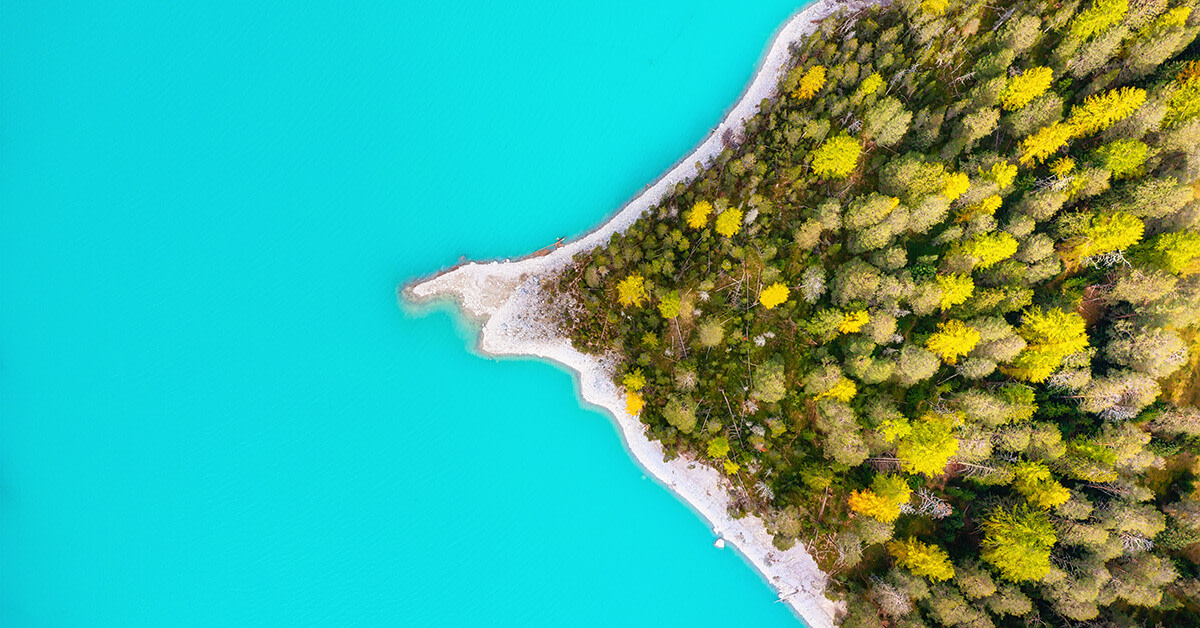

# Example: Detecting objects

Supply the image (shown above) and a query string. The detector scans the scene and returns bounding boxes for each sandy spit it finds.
[403,2,877,625]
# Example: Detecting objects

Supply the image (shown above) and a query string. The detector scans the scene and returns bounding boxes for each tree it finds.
[616,273,648,307]
[715,208,743,237]
[663,396,697,433]
[1012,461,1071,509]
[1164,62,1200,127]
[759,282,789,309]
[793,65,826,100]
[1066,86,1147,136]
[1070,0,1129,40]
[685,200,712,229]
[1093,139,1148,178]
[942,172,970,201]
[1019,121,1073,165]
[751,357,786,403]
[1001,66,1053,110]
[1140,231,1200,274]
[925,319,981,364]
[849,474,913,522]
[894,344,941,386]
[858,72,884,96]
[1004,307,1089,382]
[625,391,644,416]
[811,134,861,179]
[816,377,857,402]
[887,537,955,581]
[959,231,1019,268]
[839,310,870,333]
[863,96,912,147]
[881,412,960,476]
[707,435,730,458]
[657,290,681,319]
[981,504,1056,582]
[1069,211,1144,260]
[697,318,724,347]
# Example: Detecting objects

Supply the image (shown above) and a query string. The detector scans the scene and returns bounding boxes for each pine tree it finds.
[1004,307,1089,382]
[1164,62,1200,127]
[811,134,862,179]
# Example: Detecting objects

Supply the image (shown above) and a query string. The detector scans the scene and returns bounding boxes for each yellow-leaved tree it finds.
[1003,307,1089,382]
[1070,0,1129,40]
[888,537,956,581]
[616,273,648,307]
[811,134,861,179]
[759,282,790,309]
[881,412,961,476]
[625,391,644,416]
[926,319,982,364]
[1069,212,1144,261]
[839,310,870,333]
[686,200,713,229]
[848,474,912,522]
[1012,461,1071,509]
[793,65,827,100]
[816,377,857,402]
[960,231,1019,268]
[942,172,970,201]
[859,72,884,96]
[1066,86,1147,136]
[936,274,974,310]
[1019,122,1074,165]
[1001,67,1053,110]
[715,208,744,237]
[1165,61,1200,127]
[981,505,1056,582]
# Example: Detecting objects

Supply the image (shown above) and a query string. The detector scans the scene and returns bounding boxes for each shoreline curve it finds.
[402,2,876,625]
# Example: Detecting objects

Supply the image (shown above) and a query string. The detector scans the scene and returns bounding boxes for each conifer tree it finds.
[981,504,1056,582]
[887,537,955,581]
[811,134,862,179]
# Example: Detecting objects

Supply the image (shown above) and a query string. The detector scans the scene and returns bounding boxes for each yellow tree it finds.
[1093,139,1148,178]
[881,412,961,476]
[816,377,857,402]
[942,172,970,201]
[936,274,974,310]
[1143,231,1200,274]
[960,231,1019,268]
[888,537,955,581]
[1019,122,1073,165]
[715,208,744,237]
[849,474,912,522]
[859,72,884,96]
[616,273,648,307]
[657,290,682,319]
[1069,212,1144,260]
[981,505,1056,582]
[686,200,713,229]
[625,391,644,415]
[1003,307,1089,382]
[793,65,827,100]
[759,282,790,309]
[811,134,862,179]
[1001,67,1054,110]
[926,320,981,364]
[1012,462,1071,509]
[1165,61,1200,127]
[1066,86,1147,136]
[839,310,870,333]
[1070,0,1129,40]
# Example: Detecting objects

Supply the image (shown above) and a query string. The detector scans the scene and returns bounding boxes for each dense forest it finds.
[548,0,1200,625]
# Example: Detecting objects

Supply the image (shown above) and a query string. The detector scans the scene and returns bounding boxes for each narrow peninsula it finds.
[406,0,1200,625]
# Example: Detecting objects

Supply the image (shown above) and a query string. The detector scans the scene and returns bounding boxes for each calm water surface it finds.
[2,1,811,625]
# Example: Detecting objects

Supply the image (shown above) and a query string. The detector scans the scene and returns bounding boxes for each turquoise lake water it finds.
[1,1,813,625]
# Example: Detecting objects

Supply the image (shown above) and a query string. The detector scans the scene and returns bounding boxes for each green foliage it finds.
[1092,139,1148,179]
[888,537,955,581]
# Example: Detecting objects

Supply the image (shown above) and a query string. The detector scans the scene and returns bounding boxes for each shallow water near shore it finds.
[2,1,812,625]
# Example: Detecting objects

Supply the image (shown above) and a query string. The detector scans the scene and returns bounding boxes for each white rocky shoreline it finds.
[401,2,875,625]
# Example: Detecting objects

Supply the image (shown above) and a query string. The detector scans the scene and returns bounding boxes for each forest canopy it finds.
[550,0,1200,624]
